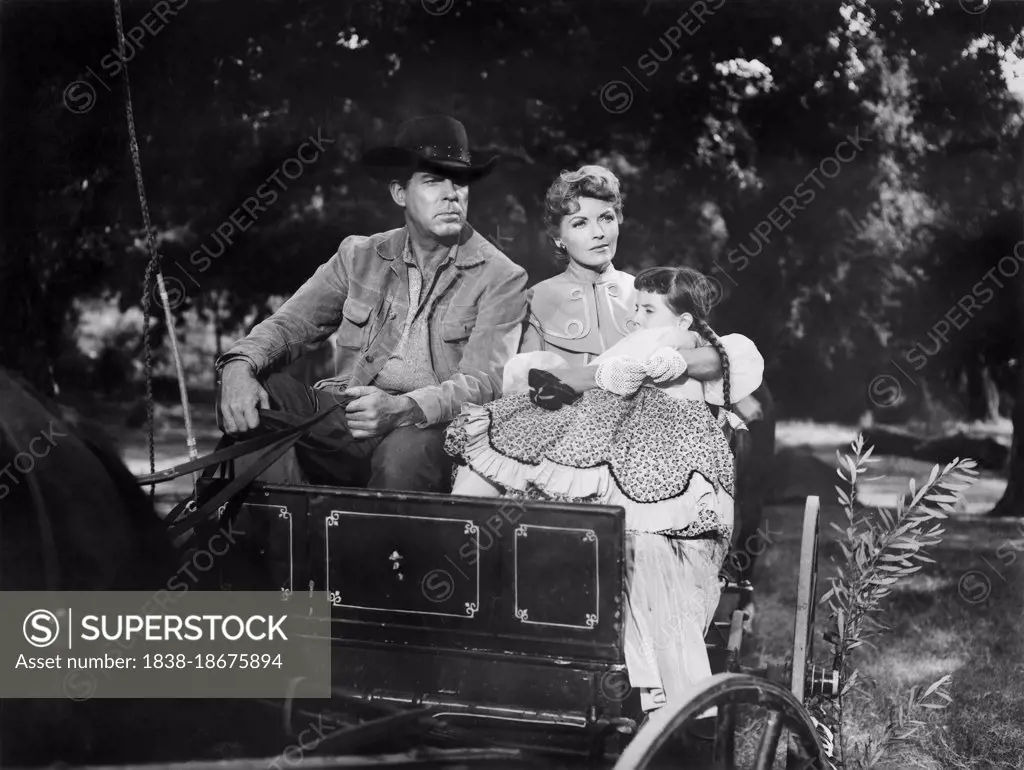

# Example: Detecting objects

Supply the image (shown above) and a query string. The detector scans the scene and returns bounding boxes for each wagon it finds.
[22,0,849,759]
[128,410,840,770]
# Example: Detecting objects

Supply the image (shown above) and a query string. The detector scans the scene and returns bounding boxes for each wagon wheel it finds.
[611,673,824,770]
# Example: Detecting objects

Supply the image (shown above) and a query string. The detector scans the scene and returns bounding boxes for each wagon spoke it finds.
[712,701,736,767]
[753,711,784,770]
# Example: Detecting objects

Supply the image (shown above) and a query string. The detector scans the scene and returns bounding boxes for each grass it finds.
[745,440,1024,770]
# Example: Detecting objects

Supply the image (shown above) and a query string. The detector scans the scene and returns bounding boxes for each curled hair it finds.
[543,164,624,259]
[635,266,733,409]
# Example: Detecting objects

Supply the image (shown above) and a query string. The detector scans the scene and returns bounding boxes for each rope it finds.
[111,0,200,498]
[111,0,156,498]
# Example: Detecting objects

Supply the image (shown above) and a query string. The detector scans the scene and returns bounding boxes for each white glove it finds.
[644,346,688,383]
[595,356,648,396]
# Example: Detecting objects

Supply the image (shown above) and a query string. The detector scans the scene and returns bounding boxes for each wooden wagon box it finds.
[196,480,638,743]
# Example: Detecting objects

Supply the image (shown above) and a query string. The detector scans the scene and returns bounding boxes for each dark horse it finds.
[0,367,178,591]
[0,366,180,765]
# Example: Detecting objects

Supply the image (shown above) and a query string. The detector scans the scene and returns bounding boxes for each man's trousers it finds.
[224,372,453,493]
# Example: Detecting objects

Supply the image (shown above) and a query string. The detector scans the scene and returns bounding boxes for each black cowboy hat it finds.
[360,115,498,184]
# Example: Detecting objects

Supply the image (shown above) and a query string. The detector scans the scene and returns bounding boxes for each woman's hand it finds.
[645,346,689,383]
[595,357,649,397]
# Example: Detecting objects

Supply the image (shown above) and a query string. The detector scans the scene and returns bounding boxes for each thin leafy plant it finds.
[807,433,978,770]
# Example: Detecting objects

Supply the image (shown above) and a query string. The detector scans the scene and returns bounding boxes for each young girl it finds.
[443,266,764,716]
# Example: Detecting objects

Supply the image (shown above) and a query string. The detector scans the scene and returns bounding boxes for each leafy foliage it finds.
[3,0,1023,426]
[811,434,978,769]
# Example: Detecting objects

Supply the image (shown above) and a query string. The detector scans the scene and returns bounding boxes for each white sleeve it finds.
[501,351,569,395]
[702,333,764,406]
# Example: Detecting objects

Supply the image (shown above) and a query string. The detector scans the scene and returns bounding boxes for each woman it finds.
[518,165,638,364]
[507,164,761,409]
[507,162,770,636]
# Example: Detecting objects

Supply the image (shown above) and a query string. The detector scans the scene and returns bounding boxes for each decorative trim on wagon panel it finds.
[514,524,600,630]
[324,509,481,619]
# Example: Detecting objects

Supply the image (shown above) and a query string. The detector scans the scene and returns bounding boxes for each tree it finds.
[4,0,1024,456]
[988,133,1024,518]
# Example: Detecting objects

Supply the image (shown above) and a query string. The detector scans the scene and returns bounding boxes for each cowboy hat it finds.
[360,115,498,184]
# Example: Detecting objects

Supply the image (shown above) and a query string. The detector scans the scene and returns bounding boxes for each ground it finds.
[747,421,1022,770]
[101,399,1023,769]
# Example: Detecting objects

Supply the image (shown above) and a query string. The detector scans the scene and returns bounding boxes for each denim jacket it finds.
[217,225,529,427]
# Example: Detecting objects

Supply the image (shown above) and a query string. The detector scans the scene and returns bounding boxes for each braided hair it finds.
[634,266,735,434]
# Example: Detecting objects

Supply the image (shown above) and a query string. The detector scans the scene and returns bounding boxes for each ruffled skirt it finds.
[444,387,736,538]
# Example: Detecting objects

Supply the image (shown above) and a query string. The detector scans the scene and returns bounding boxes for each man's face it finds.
[392,170,470,240]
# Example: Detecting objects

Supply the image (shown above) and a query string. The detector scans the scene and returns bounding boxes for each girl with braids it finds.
[444,266,763,716]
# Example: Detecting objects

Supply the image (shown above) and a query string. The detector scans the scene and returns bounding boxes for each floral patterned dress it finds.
[444,326,764,711]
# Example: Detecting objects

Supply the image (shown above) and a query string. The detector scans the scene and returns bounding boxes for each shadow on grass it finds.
[936,538,1024,770]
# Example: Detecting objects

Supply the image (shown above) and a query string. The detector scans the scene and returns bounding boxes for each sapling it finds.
[808,433,976,769]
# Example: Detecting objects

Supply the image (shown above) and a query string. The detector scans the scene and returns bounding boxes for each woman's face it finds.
[633,291,693,331]
[558,196,619,269]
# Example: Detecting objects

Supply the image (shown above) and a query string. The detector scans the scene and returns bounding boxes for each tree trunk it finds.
[983,365,1002,422]
[988,128,1024,517]
[962,362,1002,422]
[963,356,1002,422]
[989,388,1023,517]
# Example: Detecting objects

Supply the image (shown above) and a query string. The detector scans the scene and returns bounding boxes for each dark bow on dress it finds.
[528,369,581,411]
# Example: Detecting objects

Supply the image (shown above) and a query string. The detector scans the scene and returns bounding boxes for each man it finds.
[215,115,528,492]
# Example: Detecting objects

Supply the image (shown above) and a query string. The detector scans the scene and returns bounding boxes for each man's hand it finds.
[677,347,722,381]
[343,385,422,439]
[220,361,270,434]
